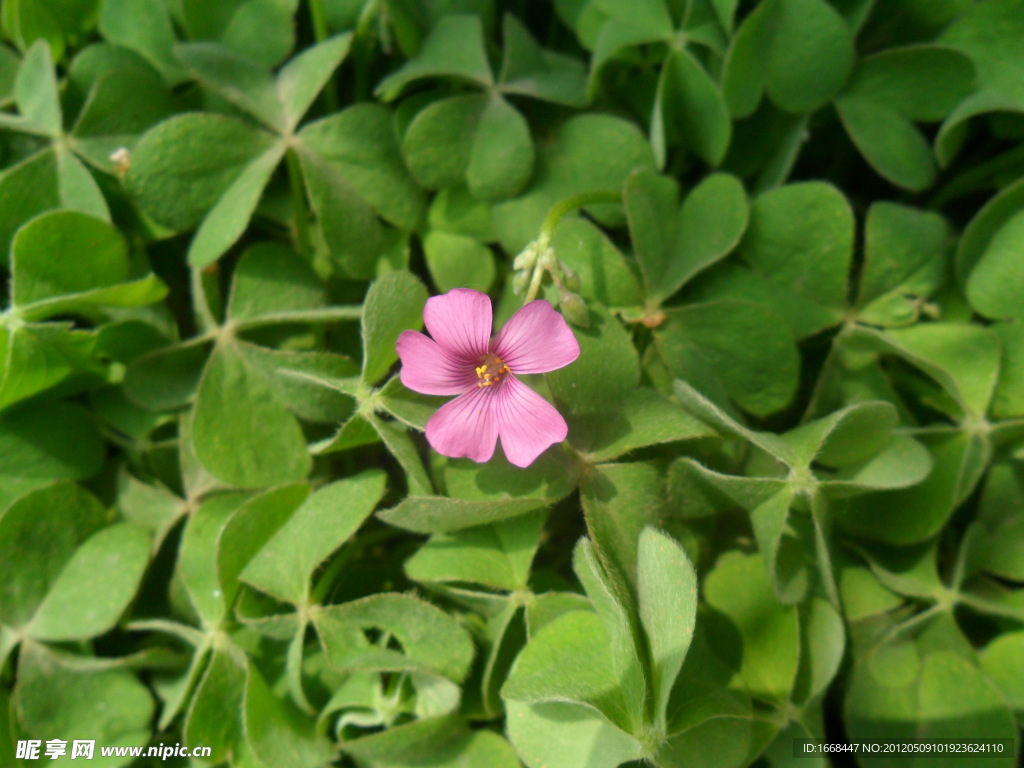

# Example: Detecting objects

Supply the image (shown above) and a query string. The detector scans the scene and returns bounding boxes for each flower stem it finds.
[523,189,621,304]
[539,189,621,244]
[524,261,547,303]
[286,148,312,259]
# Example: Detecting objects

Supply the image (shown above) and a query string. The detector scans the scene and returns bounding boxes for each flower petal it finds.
[493,376,568,467]
[423,288,492,360]
[493,300,580,374]
[397,330,474,395]
[425,386,498,463]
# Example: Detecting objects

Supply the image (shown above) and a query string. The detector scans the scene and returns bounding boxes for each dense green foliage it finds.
[1,1,1023,766]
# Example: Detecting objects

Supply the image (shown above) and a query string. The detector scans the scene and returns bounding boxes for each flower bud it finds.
[539,246,558,271]
[558,286,590,328]
[513,268,532,295]
[562,265,581,292]
[513,242,539,271]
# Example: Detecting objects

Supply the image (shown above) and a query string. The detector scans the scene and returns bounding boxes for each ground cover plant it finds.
[1,0,1023,766]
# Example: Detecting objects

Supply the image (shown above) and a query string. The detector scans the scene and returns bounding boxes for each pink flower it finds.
[396,289,580,468]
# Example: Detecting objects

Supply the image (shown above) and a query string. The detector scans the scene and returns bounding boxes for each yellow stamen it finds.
[475,354,510,388]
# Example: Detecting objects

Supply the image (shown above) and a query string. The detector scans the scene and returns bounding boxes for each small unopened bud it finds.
[513,242,540,271]
[512,269,531,295]
[539,246,558,271]
[558,286,590,328]
[562,265,581,292]
[110,147,131,178]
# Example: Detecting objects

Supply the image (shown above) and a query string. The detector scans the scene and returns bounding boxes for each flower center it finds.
[475,353,510,388]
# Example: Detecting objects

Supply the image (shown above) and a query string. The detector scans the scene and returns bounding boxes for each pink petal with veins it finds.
[493,375,568,467]
[396,330,474,395]
[493,300,580,374]
[423,289,492,360]
[425,386,498,463]
[398,288,579,468]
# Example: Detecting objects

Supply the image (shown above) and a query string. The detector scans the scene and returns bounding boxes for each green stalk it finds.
[286,148,313,259]
[190,267,219,333]
[309,0,330,41]
[539,189,621,243]
[351,0,383,102]
[523,261,547,304]
[308,0,340,111]
[523,189,621,303]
